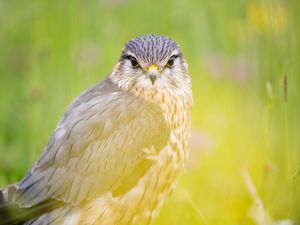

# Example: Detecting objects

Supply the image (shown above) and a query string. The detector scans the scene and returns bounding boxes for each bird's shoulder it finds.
[16,77,170,207]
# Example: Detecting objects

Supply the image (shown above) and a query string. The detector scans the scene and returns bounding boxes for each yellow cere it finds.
[147,64,161,72]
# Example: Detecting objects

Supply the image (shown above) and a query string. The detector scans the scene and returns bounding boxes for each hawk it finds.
[0,35,193,225]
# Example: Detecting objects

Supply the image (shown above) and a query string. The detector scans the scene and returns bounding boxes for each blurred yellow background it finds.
[0,0,299,224]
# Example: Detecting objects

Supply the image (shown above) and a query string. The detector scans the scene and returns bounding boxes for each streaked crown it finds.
[122,35,181,64]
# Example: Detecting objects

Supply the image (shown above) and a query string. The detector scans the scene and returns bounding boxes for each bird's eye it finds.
[127,56,140,68]
[166,55,178,68]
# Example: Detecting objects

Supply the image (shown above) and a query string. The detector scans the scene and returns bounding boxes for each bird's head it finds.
[110,35,191,92]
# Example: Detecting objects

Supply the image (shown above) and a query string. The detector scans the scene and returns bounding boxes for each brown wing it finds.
[16,79,170,208]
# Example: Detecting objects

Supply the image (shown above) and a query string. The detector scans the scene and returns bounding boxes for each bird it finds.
[0,34,193,225]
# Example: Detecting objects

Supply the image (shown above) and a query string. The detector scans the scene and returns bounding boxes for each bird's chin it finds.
[134,77,171,90]
[133,77,155,89]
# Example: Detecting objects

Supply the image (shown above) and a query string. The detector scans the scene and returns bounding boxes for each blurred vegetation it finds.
[0,0,299,224]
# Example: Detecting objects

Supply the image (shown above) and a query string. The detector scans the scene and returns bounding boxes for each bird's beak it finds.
[146,64,161,85]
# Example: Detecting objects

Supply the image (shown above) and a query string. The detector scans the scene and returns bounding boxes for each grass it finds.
[0,0,299,224]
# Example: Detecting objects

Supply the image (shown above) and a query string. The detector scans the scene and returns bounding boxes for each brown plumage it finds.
[0,35,193,225]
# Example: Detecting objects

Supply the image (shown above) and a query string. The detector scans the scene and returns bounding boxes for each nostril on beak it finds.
[148,74,157,85]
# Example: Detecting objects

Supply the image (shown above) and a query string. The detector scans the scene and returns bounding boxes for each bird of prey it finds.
[0,34,193,225]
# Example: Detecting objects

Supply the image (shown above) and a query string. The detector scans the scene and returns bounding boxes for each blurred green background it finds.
[0,0,299,224]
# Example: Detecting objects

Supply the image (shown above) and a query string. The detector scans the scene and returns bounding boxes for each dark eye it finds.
[166,55,178,68]
[127,56,140,68]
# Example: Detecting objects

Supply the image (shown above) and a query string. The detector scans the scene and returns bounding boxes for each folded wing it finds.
[16,79,170,210]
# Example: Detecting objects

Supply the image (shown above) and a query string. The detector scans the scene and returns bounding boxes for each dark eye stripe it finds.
[166,54,179,67]
[123,55,140,68]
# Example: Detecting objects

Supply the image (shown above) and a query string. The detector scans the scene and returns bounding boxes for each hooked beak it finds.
[146,64,161,85]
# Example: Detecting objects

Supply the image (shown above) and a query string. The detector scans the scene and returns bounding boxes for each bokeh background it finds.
[0,0,299,224]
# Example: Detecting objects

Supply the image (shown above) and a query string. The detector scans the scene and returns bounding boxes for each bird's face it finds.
[110,35,191,91]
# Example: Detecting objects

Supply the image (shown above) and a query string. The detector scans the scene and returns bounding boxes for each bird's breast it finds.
[130,87,192,165]
[75,87,193,225]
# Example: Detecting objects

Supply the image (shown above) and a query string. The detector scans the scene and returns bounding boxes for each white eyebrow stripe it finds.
[125,51,136,58]
[170,50,179,56]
